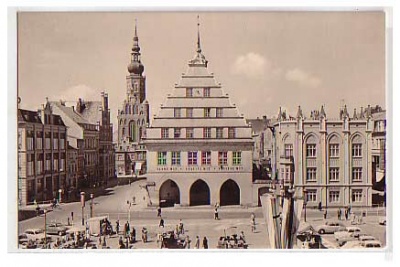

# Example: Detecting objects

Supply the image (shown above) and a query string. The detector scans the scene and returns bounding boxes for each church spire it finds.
[127,19,144,75]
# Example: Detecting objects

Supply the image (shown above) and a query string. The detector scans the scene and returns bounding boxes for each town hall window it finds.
[218,152,228,166]
[352,167,362,181]
[157,152,167,166]
[284,144,293,158]
[232,151,242,165]
[188,151,198,165]
[186,88,193,97]
[329,144,339,158]
[186,108,193,118]
[203,87,210,97]
[171,151,181,165]
[186,128,194,139]
[201,151,211,165]
[161,128,169,139]
[203,128,211,139]
[306,168,317,181]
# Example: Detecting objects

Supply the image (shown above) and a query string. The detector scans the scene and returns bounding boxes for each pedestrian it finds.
[159,217,165,228]
[318,202,322,211]
[214,207,219,220]
[126,221,130,236]
[345,208,349,220]
[179,219,184,234]
[131,227,136,242]
[239,231,246,243]
[157,206,162,217]
[195,236,200,249]
[337,208,342,220]
[323,209,327,220]
[186,235,191,249]
[251,213,256,232]
[116,220,120,234]
[71,211,74,222]
[67,217,70,226]
[202,236,208,249]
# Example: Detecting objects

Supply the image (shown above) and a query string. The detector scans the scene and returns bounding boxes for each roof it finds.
[50,102,91,125]
[246,119,269,134]
[18,109,42,124]
[78,101,102,125]
[52,114,66,126]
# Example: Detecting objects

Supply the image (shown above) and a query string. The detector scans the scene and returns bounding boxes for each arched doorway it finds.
[190,179,210,206]
[159,179,180,207]
[220,179,240,206]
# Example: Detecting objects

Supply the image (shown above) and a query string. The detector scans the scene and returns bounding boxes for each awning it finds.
[371,189,385,196]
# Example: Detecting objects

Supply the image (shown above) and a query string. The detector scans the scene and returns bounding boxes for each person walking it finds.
[186,236,191,249]
[337,208,342,220]
[345,208,349,220]
[250,213,256,232]
[157,206,162,217]
[323,209,327,220]
[159,217,165,228]
[214,207,219,220]
[116,220,120,235]
[194,236,200,249]
[179,219,184,234]
[202,236,208,249]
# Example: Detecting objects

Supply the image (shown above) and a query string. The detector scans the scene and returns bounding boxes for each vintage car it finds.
[334,226,361,241]
[314,221,345,234]
[46,222,67,236]
[361,240,382,248]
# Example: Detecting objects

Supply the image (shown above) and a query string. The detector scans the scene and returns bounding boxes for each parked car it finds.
[18,233,30,244]
[315,221,345,234]
[379,217,386,225]
[24,229,45,240]
[46,222,67,235]
[334,226,361,241]
[361,240,382,248]
[358,235,376,243]
[340,240,362,249]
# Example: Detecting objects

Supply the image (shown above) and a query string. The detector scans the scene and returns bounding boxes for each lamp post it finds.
[80,192,85,225]
[303,189,308,222]
[90,193,94,218]
[127,200,132,223]
[58,189,62,204]
[44,209,48,249]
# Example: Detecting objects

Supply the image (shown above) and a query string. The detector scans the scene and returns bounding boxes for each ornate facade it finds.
[144,22,254,207]
[115,22,149,180]
[272,105,374,208]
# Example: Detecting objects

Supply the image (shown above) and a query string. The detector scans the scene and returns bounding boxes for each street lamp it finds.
[303,189,308,222]
[43,209,48,249]
[80,192,85,225]
[90,193,94,218]
[58,189,62,204]
[127,200,132,223]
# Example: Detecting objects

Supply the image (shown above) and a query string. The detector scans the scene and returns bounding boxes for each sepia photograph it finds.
[11,8,389,253]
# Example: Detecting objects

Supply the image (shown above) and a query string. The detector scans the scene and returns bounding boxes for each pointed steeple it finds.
[343,105,349,118]
[320,105,326,119]
[197,15,202,53]
[296,105,303,119]
[353,108,358,119]
[189,15,208,67]
[127,19,144,75]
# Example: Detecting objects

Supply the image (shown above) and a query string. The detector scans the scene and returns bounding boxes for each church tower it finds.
[116,20,149,179]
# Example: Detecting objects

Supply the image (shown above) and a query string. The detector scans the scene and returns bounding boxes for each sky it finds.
[17,11,386,131]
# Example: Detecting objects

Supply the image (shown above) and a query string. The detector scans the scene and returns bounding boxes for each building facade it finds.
[115,22,149,181]
[75,93,115,186]
[50,100,99,189]
[18,100,67,205]
[271,105,374,208]
[144,24,254,207]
